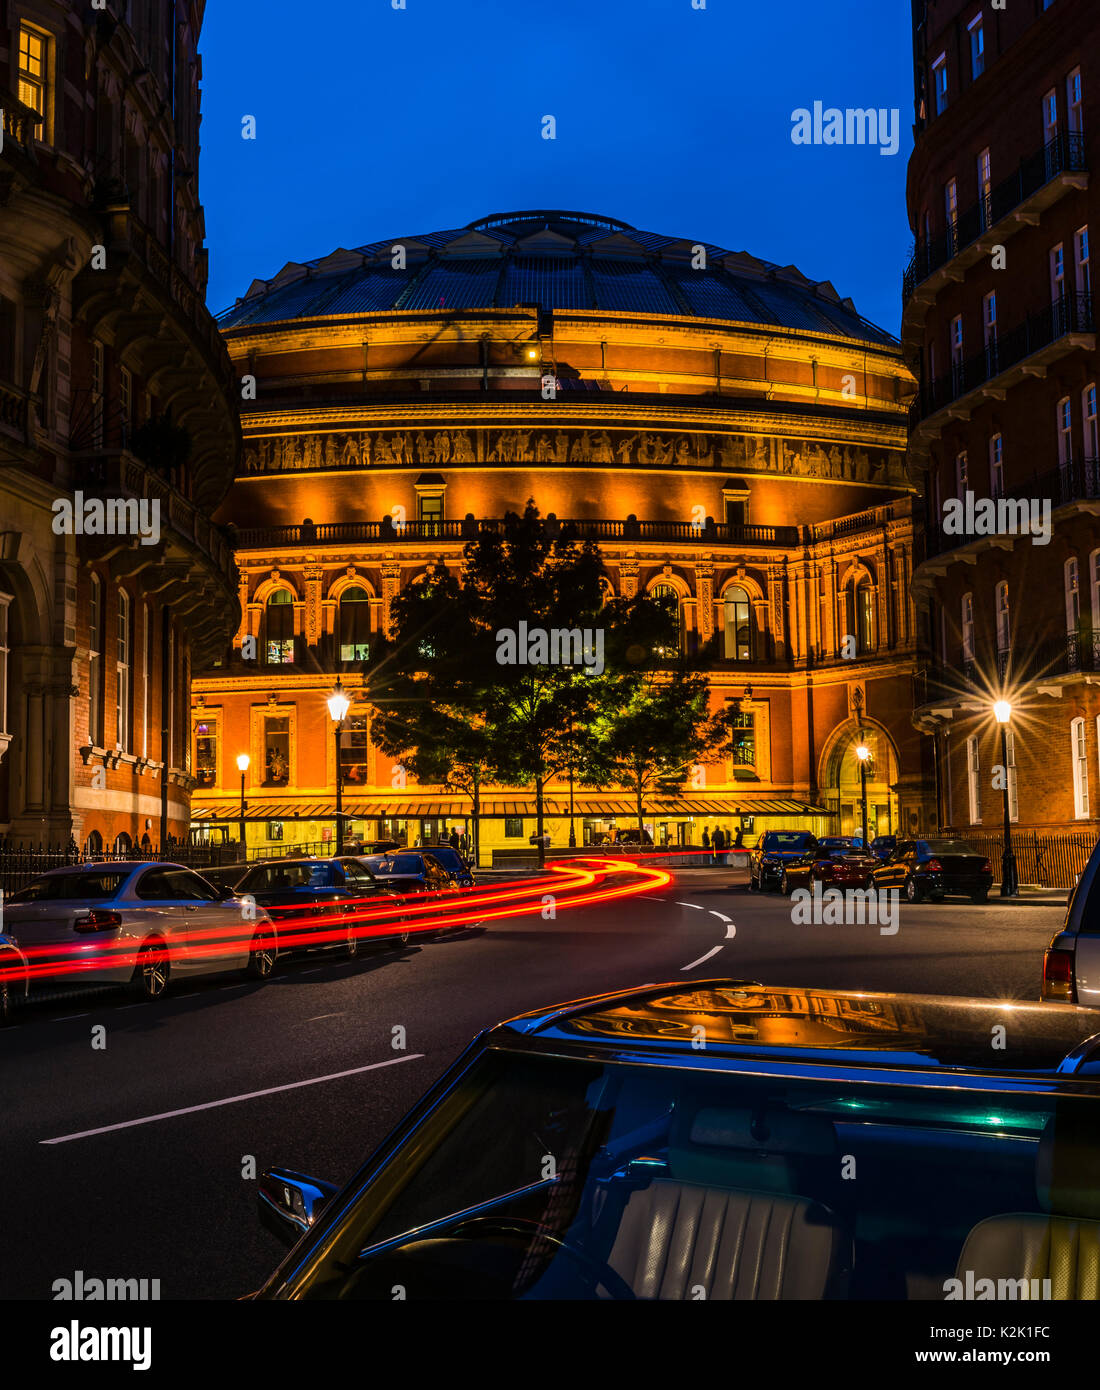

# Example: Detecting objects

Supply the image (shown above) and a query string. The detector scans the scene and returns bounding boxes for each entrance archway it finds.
[819,720,899,841]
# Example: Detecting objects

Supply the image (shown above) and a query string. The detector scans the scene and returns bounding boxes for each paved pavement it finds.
[1,868,1070,1299]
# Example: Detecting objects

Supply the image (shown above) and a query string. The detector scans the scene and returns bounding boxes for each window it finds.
[977,148,992,226]
[1051,244,1065,304]
[504,817,523,838]
[955,450,969,499]
[194,722,217,787]
[120,366,132,430]
[1084,385,1098,460]
[1091,550,1100,634]
[92,340,104,449]
[167,625,175,766]
[89,575,103,746]
[116,590,131,750]
[1066,557,1081,633]
[846,576,875,655]
[1075,227,1091,297]
[944,178,959,247]
[950,315,964,368]
[724,496,747,527]
[1043,89,1059,145]
[651,583,682,654]
[1057,396,1073,464]
[727,706,756,767]
[968,16,984,80]
[1067,67,1084,136]
[268,820,284,842]
[0,598,8,735]
[995,580,1011,654]
[1004,729,1019,823]
[339,715,370,785]
[989,433,1004,497]
[933,55,948,116]
[966,735,982,824]
[17,24,49,137]
[417,493,444,531]
[1072,717,1090,818]
[141,603,151,758]
[983,292,997,348]
[723,586,753,661]
[961,592,975,661]
[265,589,294,664]
[263,716,290,786]
[339,586,371,662]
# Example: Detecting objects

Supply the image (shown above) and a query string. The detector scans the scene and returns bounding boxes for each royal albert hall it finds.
[190,210,935,859]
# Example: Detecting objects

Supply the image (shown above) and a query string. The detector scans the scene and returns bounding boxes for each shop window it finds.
[268,821,284,842]
[504,817,523,838]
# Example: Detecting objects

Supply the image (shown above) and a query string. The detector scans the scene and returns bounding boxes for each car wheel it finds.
[905,876,923,904]
[245,931,276,980]
[131,940,170,1000]
[971,890,989,904]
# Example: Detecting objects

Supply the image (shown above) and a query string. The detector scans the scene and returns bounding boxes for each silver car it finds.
[1042,838,1100,1006]
[4,861,277,1004]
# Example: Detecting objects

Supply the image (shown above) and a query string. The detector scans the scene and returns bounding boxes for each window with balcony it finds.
[651,583,683,655]
[1068,68,1084,136]
[1092,550,1100,634]
[989,433,1004,497]
[0,598,9,738]
[1076,227,1091,297]
[944,178,959,249]
[339,587,371,662]
[950,315,964,369]
[89,575,104,747]
[983,292,997,348]
[17,24,50,141]
[1057,396,1073,464]
[1066,557,1081,634]
[968,16,984,80]
[966,735,982,824]
[722,586,753,661]
[933,55,948,116]
[1085,385,1098,461]
[995,580,1011,656]
[265,590,294,665]
[116,589,131,751]
[955,450,969,499]
[417,492,444,533]
[1051,243,1065,305]
[961,593,975,662]
[977,148,992,227]
[1043,89,1059,146]
[1071,717,1090,818]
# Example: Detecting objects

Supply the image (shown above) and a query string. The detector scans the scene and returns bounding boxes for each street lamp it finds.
[568,710,577,848]
[236,753,250,855]
[327,680,350,855]
[855,742,870,849]
[994,700,1019,898]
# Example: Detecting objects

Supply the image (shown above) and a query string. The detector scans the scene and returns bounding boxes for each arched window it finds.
[1071,717,1090,819]
[113,830,133,855]
[339,586,371,662]
[723,586,753,661]
[84,829,103,860]
[845,575,875,655]
[651,583,682,654]
[265,590,294,665]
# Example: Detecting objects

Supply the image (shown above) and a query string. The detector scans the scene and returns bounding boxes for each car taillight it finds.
[925,859,943,872]
[980,858,992,872]
[73,910,123,934]
[1042,948,1076,1002]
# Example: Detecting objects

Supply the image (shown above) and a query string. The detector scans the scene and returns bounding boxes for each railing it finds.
[0,86,42,158]
[812,504,896,542]
[0,380,30,439]
[918,633,1100,706]
[903,133,1088,305]
[235,516,802,550]
[916,294,1095,422]
[925,457,1100,558]
[0,841,250,897]
[938,830,1096,890]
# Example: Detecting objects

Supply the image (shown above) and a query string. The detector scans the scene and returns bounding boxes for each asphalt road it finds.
[0,869,1068,1300]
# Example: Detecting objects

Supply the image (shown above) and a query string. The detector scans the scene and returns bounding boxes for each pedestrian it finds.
[702,827,711,850]
[713,827,724,854]
[449,828,460,853]
[734,826,744,849]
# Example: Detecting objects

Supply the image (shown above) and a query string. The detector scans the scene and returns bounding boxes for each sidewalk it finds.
[991,883,1071,905]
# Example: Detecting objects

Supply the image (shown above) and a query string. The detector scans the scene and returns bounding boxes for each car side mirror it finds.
[258,1168,338,1247]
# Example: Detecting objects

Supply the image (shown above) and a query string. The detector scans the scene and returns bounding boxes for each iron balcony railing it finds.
[920,633,1100,707]
[916,294,1095,423]
[235,516,802,549]
[903,132,1088,305]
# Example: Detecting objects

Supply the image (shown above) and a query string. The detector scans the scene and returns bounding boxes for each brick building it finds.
[191,211,935,860]
[906,0,1100,837]
[0,2,239,850]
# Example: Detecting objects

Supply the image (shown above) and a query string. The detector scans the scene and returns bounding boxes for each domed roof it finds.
[217,210,895,346]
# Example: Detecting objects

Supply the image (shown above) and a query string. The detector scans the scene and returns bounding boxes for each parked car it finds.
[748,830,818,892]
[198,863,250,894]
[0,932,29,1023]
[3,862,277,1003]
[869,835,897,862]
[357,851,464,914]
[234,857,409,956]
[779,836,878,896]
[1042,833,1100,1006]
[870,838,994,903]
[251,979,1100,1301]
[416,844,476,889]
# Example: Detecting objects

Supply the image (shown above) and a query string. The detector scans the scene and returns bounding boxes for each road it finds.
[0,867,1068,1300]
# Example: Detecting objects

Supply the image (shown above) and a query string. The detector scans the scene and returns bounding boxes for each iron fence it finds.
[942,830,1097,889]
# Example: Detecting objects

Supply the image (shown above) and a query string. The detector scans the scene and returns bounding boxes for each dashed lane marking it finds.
[681,945,724,972]
[675,901,704,910]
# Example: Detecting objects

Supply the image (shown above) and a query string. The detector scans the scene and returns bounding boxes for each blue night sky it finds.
[200,0,915,335]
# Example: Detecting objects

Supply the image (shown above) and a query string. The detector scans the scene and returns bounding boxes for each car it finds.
[1042,833,1100,1006]
[234,856,409,956]
[779,836,878,896]
[869,835,897,862]
[748,830,818,892]
[197,862,251,894]
[0,932,29,1023]
[870,838,994,904]
[357,851,464,915]
[418,843,476,888]
[3,862,277,1003]
[251,979,1100,1301]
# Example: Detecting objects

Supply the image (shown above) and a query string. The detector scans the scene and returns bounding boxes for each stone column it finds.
[303,565,324,653]
[619,556,639,600]
[380,559,402,638]
[695,560,715,645]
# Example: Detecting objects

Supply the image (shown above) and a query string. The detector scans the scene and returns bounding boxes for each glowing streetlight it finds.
[236,753,250,853]
[993,700,1018,897]
[328,680,350,853]
[855,742,870,848]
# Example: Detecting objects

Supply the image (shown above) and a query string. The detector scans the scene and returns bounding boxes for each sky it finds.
[199,0,916,336]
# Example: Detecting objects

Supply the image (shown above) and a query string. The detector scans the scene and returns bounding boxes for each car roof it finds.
[487,981,1100,1081]
[37,861,186,876]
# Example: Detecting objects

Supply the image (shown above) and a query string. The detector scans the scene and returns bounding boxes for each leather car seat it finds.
[606,1105,848,1299]
[955,1109,1100,1299]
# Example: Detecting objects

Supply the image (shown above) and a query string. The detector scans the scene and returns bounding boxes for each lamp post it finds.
[855,742,870,849]
[327,679,350,855]
[568,711,577,848]
[994,700,1019,897]
[236,753,250,856]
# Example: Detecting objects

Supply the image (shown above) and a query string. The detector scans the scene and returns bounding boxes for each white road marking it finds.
[51,1014,89,1022]
[708,911,733,922]
[681,945,724,971]
[707,910,737,939]
[304,1013,344,1022]
[39,1053,425,1145]
[675,901,704,910]
[725,923,737,939]
[640,897,666,903]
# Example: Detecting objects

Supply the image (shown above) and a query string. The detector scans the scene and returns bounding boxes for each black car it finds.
[252,980,1100,1301]
[418,844,476,888]
[870,838,994,903]
[234,856,409,955]
[358,852,462,904]
[869,835,896,862]
[780,837,878,896]
[748,830,818,892]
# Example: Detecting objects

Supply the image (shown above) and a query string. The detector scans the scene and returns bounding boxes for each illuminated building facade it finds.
[0,2,239,850]
[192,211,933,858]
[906,0,1100,834]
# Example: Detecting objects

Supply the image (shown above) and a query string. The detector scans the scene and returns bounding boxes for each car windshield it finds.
[289,1051,1100,1301]
[762,833,814,849]
[817,839,855,856]
[364,855,423,876]
[8,870,129,903]
[923,840,980,856]
[240,861,335,892]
